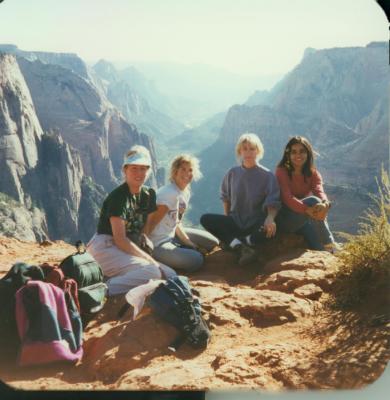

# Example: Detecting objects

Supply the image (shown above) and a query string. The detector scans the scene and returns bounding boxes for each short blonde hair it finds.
[169,154,202,184]
[235,133,264,161]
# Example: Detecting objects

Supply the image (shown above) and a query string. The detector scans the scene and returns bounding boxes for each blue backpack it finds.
[149,276,211,351]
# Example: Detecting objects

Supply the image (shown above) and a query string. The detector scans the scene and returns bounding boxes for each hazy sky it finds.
[0,0,387,75]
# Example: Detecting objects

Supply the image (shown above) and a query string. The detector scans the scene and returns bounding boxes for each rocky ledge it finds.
[0,235,388,391]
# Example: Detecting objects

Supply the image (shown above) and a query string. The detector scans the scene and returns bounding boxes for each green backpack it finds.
[60,242,107,315]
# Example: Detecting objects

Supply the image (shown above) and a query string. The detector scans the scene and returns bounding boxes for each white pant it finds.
[87,234,176,296]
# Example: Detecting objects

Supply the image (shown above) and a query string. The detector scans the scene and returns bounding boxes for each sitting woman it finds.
[275,136,338,252]
[200,133,280,266]
[87,145,176,296]
[144,154,219,272]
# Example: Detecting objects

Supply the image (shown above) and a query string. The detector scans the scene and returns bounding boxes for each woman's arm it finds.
[175,224,197,248]
[143,204,169,235]
[264,206,278,238]
[275,168,308,214]
[220,170,231,216]
[222,200,231,216]
[110,216,158,265]
[311,170,328,201]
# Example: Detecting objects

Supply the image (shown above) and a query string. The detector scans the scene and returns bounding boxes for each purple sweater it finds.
[220,164,280,229]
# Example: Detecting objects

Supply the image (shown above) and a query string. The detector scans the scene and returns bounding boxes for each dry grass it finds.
[332,168,390,311]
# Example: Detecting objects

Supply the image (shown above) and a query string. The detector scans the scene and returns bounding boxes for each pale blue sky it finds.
[0,0,387,75]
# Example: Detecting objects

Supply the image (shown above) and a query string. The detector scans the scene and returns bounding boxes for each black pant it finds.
[200,213,267,246]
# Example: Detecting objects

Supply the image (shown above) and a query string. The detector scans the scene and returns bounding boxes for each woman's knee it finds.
[187,252,204,271]
[200,214,213,229]
[175,251,204,272]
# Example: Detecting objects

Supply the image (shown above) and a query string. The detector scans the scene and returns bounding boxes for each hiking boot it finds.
[238,244,258,266]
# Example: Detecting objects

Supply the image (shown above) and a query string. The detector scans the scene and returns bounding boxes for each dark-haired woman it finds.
[275,136,338,252]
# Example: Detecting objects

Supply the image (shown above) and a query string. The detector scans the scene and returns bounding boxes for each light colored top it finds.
[220,164,280,230]
[275,167,327,214]
[149,182,190,246]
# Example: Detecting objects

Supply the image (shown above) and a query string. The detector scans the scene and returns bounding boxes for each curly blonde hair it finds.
[169,154,202,184]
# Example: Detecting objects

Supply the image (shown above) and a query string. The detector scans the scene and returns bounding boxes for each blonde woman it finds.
[87,145,176,296]
[144,154,219,271]
[201,133,280,266]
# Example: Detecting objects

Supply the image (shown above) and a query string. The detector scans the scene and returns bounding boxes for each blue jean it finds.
[152,228,219,272]
[276,196,335,250]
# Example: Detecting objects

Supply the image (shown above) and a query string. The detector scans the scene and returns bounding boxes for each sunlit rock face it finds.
[0,53,43,202]
[0,53,49,241]
[17,56,160,191]
[0,54,84,240]
[191,42,389,232]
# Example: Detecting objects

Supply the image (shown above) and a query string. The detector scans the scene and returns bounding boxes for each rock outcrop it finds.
[0,236,388,391]
[0,53,43,202]
[0,54,115,241]
[0,193,47,242]
[0,44,90,81]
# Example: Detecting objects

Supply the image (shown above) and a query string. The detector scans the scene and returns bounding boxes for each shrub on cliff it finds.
[333,168,390,310]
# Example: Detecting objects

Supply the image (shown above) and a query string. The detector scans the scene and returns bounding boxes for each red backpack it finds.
[16,280,83,366]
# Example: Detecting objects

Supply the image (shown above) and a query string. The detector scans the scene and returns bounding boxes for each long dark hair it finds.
[277,136,315,179]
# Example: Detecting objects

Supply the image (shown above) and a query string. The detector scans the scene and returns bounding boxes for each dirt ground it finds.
[0,236,389,392]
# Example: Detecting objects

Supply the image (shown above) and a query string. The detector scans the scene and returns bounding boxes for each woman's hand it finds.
[139,233,154,255]
[305,202,329,221]
[111,217,159,264]
[264,215,277,238]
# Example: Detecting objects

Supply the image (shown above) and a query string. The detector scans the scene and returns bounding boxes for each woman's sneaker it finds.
[238,244,258,266]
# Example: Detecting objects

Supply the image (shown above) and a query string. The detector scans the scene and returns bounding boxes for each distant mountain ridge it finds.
[93,59,185,141]
[122,61,282,126]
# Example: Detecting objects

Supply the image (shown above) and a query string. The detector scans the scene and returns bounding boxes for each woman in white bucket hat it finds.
[87,145,176,296]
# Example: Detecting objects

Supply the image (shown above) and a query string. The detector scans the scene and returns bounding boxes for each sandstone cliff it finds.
[0,54,113,241]
[0,48,163,242]
[0,44,90,81]
[0,53,43,202]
